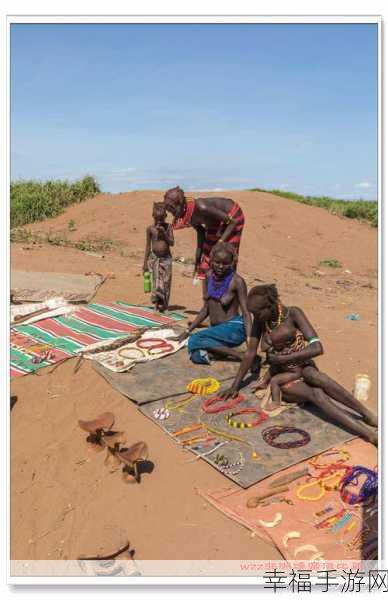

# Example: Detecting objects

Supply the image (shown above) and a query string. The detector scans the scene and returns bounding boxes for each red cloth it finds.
[198,201,245,279]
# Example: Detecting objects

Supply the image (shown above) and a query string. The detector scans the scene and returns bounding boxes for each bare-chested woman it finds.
[222,284,378,446]
[163,186,245,280]
[175,243,252,365]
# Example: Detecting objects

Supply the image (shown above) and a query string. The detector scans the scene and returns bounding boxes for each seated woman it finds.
[221,284,378,446]
[177,243,252,365]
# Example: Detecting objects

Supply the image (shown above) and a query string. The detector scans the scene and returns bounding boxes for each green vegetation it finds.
[250,188,378,227]
[319,258,343,269]
[11,176,100,228]
[67,219,77,232]
[10,227,115,253]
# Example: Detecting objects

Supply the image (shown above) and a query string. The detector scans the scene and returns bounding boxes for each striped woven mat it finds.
[10,302,184,378]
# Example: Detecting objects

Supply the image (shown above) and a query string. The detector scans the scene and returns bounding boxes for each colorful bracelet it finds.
[188,377,220,395]
[262,426,311,449]
[117,347,147,360]
[226,407,268,429]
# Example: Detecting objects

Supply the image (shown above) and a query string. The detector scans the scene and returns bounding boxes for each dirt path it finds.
[11,190,377,560]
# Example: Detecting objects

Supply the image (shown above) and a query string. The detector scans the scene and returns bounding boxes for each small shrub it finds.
[319,258,343,269]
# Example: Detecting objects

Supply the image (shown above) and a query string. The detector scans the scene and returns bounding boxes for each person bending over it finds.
[163,186,245,281]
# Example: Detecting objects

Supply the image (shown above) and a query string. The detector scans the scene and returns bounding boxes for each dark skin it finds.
[164,188,239,278]
[255,316,310,410]
[171,250,252,362]
[221,293,378,446]
[143,208,174,311]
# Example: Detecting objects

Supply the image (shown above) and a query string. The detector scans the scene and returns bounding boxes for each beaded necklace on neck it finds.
[266,302,289,333]
[208,270,234,300]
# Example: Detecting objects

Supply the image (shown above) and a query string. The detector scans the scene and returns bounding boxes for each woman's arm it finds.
[193,224,205,275]
[196,200,237,243]
[221,316,263,398]
[174,301,209,343]
[235,276,252,339]
[143,227,151,273]
[267,307,323,367]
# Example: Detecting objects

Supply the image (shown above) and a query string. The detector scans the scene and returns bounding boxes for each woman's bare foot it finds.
[265,399,282,412]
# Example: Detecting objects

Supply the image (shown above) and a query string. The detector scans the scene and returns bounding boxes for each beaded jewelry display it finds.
[187,378,220,395]
[214,452,245,476]
[340,465,378,505]
[202,392,245,414]
[262,426,311,449]
[117,347,147,360]
[226,407,268,429]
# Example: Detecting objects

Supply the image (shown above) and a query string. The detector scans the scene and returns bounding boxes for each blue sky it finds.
[11,23,378,199]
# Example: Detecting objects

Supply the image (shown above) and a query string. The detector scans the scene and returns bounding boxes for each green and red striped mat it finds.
[11,301,184,378]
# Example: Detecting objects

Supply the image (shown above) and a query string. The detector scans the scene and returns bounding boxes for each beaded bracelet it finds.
[262,426,311,449]
[226,407,268,429]
[188,378,220,396]
[117,347,147,360]
[309,448,351,469]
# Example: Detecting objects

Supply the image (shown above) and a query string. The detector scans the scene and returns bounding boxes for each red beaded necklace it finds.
[202,393,245,414]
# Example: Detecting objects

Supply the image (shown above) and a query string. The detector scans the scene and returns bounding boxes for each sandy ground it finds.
[11,190,378,561]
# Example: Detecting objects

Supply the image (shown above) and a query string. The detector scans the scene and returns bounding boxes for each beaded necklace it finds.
[262,426,311,449]
[265,303,289,333]
[208,270,234,300]
[202,392,245,414]
[340,465,378,505]
[226,407,268,429]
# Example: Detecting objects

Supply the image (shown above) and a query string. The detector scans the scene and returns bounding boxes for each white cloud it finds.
[354,182,373,189]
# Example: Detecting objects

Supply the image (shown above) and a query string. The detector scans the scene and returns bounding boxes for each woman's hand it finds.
[266,352,287,367]
[167,330,190,343]
[219,386,239,400]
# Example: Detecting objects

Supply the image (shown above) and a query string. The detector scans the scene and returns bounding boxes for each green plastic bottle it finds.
[143,271,151,293]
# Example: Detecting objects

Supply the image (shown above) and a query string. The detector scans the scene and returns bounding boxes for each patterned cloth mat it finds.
[10,302,184,378]
[198,438,378,561]
[139,376,355,487]
[92,346,241,404]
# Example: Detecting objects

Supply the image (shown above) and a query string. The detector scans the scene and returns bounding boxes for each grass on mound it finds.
[11,176,101,228]
[250,188,378,227]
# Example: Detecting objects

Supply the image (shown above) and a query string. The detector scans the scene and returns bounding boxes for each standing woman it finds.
[222,284,378,446]
[163,186,245,280]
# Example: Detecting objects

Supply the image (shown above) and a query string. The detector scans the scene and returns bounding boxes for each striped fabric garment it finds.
[10,302,184,378]
[198,202,245,279]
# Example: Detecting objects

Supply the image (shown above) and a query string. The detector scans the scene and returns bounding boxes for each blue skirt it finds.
[188,315,246,364]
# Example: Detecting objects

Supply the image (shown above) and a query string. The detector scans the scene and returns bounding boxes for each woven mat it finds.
[198,438,377,560]
[11,302,184,378]
[139,375,355,487]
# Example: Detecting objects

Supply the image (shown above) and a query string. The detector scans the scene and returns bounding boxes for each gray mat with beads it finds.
[137,384,355,489]
[92,346,241,404]
[93,345,355,488]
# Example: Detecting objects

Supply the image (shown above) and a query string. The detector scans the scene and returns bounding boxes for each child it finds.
[255,324,308,410]
[143,202,174,312]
